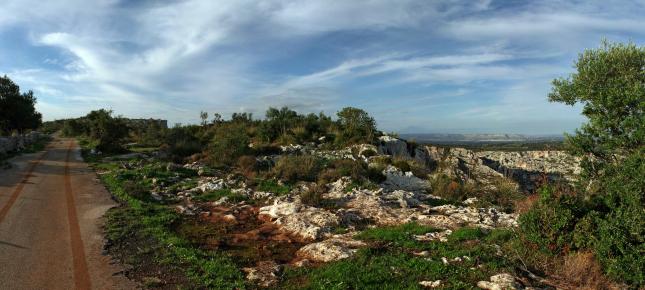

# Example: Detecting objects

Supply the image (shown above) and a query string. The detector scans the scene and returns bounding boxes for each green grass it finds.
[193,189,248,203]
[279,224,516,289]
[256,178,291,195]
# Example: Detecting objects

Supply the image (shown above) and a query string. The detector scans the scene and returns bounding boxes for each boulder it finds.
[259,196,339,240]
[377,136,410,158]
[381,166,430,192]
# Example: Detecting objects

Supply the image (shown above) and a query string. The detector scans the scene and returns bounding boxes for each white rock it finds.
[419,280,442,288]
[477,273,522,290]
[414,229,452,242]
[296,234,366,262]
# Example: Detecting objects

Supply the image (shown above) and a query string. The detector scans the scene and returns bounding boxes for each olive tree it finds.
[548,41,644,181]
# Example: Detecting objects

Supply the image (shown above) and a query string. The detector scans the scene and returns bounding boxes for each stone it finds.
[296,234,366,262]
[414,229,452,242]
[477,273,522,290]
[242,260,281,288]
[259,196,339,240]
[419,280,442,288]
[381,165,430,192]
[377,135,410,158]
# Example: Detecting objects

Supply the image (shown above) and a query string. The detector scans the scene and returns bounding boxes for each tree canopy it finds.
[0,75,42,134]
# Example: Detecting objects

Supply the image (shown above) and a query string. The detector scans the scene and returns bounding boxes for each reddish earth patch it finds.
[177,204,307,267]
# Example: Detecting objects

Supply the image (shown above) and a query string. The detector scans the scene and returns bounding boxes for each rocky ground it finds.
[94,136,580,289]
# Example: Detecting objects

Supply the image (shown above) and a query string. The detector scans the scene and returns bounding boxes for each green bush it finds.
[592,151,645,285]
[208,124,251,166]
[518,186,581,254]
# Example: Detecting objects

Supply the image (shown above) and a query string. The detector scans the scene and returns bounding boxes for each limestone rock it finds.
[381,165,430,192]
[414,229,452,242]
[377,135,410,158]
[259,196,339,240]
[419,280,442,288]
[296,234,366,262]
[477,273,522,290]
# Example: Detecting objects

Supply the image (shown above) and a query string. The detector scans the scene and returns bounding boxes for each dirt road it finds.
[0,137,136,290]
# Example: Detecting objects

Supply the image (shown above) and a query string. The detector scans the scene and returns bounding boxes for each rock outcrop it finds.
[259,196,339,241]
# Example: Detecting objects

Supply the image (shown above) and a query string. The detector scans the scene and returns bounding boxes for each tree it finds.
[336,107,377,145]
[265,106,299,137]
[0,75,42,134]
[84,109,129,152]
[548,41,644,181]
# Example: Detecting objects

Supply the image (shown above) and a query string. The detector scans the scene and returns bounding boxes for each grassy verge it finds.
[87,153,247,289]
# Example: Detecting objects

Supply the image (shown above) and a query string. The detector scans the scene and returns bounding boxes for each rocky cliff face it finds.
[377,135,580,192]
[477,150,580,190]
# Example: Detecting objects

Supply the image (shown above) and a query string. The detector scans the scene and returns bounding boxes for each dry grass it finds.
[236,155,257,179]
[552,252,619,290]
[514,194,539,215]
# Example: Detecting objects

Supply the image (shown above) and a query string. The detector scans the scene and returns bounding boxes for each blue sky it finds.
[1,0,644,134]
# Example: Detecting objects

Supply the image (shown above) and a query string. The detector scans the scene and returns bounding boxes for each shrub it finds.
[518,185,581,254]
[430,174,475,202]
[300,184,324,207]
[272,155,322,183]
[591,151,645,285]
[208,124,251,166]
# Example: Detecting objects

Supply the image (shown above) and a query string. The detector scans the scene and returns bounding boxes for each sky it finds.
[1,0,644,134]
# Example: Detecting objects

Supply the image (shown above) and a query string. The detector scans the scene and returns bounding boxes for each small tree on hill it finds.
[336,107,377,145]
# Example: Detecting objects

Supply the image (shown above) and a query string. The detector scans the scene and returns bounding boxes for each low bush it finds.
[122,180,148,200]
[300,184,324,207]
[272,155,322,183]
